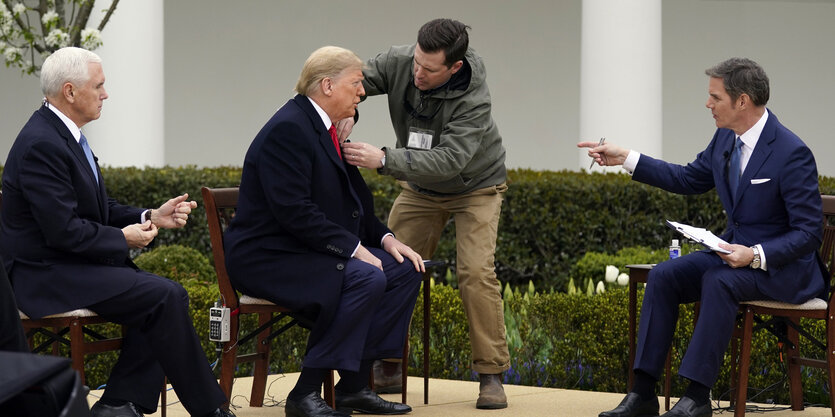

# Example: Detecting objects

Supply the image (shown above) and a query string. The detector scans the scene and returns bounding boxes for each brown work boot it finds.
[372,359,403,394]
[476,373,508,409]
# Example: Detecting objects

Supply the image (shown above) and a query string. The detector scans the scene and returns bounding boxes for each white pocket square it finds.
[750,178,771,184]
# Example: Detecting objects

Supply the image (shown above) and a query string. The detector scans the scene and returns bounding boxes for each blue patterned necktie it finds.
[729,136,743,197]
[79,134,99,184]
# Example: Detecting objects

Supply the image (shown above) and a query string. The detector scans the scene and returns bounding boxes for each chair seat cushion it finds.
[18,309,99,320]
[741,298,827,310]
[239,295,276,305]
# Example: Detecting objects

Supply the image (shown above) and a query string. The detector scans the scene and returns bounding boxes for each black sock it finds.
[632,370,657,401]
[97,397,127,407]
[684,380,710,405]
[288,367,328,401]
[335,359,373,393]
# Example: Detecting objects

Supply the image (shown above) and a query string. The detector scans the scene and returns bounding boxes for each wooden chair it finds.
[202,186,337,408]
[2,191,167,416]
[731,194,835,417]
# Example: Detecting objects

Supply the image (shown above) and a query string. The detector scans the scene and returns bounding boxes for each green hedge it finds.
[66,244,832,407]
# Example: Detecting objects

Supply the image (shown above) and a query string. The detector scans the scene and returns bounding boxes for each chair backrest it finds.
[822,195,835,286]
[201,186,241,310]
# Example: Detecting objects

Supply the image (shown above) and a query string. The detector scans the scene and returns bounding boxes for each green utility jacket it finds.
[363,44,507,196]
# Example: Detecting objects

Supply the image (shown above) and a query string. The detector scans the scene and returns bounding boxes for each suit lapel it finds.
[38,107,106,217]
[733,110,776,207]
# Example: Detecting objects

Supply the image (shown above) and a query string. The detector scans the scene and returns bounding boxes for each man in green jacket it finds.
[340,18,509,410]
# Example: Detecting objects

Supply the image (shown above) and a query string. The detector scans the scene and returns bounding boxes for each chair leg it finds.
[423,275,430,405]
[826,312,835,417]
[324,370,335,408]
[729,316,740,408]
[401,339,408,404]
[734,308,755,417]
[250,312,272,407]
[786,318,803,411]
[160,378,167,417]
[664,348,671,411]
[69,319,86,385]
[219,316,240,409]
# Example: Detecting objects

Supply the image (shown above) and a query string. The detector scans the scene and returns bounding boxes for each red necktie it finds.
[329,125,342,159]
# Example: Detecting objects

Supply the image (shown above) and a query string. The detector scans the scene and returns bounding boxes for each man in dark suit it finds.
[579,57,827,417]
[223,46,425,417]
[0,47,233,417]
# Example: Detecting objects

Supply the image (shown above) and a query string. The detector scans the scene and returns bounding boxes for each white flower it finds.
[604,265,619,283]
[45,28,69,48]
[617,272,629,286]
[4,46,21,63]
[81,28,103,50]
[41,9,58,26]
[13,3,26,16]
[596,281,606,294]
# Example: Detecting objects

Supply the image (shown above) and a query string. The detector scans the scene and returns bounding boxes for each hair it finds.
[417,18,470,67]
[40,47,102,98]
[294,46,363,97]
[704,57,770,106]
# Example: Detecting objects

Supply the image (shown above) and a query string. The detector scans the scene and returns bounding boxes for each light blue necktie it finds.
[79,134,99,184]
[729,136,743,197]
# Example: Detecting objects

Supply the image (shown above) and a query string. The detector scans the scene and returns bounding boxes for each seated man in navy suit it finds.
[579,57,828,417]
[223,46,426,417]
[0,47,233,417]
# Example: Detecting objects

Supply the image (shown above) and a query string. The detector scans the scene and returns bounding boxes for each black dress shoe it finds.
[286,391,350,417]
[660,397,711,417]
[90,401,144,417]
[599,392,659,417]
[335,386,412,415]
[201,408,236,417]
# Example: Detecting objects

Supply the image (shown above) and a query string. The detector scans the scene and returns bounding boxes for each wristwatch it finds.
[144,209,153,224]
[750,246,761,269]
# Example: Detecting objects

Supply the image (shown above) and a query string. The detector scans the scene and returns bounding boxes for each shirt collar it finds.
[44,100,83,143]
[306,96,332,131]
[738,109,769,150]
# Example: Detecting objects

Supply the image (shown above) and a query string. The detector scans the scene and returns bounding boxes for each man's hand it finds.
[342,142,385,169]
[717,243,755,268]
[151,193,198,229]
[122,221,158,249]
[354,244,383,271]
[382,235,426,273]
[335,117,356,142]
[577,140,630,167]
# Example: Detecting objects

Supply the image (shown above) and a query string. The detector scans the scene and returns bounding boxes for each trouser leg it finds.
[89,272,225,416]
[450,184,509,374]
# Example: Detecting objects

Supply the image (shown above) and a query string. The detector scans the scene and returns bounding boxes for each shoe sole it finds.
[476,402,508,410]
[337,406,410,415]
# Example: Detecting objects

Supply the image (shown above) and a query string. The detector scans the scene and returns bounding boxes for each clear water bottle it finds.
[669,239,681,259]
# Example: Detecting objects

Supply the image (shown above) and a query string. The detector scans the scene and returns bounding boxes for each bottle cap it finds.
[672,239,679,246]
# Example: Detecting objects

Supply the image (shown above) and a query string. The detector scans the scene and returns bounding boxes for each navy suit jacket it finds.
[633,110,828,303]
[224,94,391,325]
[1,106,144,318]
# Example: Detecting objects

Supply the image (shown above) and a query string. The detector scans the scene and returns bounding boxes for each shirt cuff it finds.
[380,233,394,247]
[755,244,767,271]
[350,241,360,258]
[622,150,641,174]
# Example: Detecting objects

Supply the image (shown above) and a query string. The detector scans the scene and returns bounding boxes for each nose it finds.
[102,88,109,100]
[358,83,365,96]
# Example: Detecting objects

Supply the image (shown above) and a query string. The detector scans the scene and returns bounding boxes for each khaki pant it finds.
[388,182,510,374]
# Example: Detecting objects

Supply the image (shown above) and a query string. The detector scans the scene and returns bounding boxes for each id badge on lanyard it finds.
[407,127,434,150]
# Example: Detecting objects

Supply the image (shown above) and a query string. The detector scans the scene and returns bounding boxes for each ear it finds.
[737,93,750,110]
[62,82,75,103]
[449,60,464,75]
[321,77,333,97]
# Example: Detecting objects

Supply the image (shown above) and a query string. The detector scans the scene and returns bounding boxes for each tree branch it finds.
[97,0,119,32]
[69,0,94,47]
